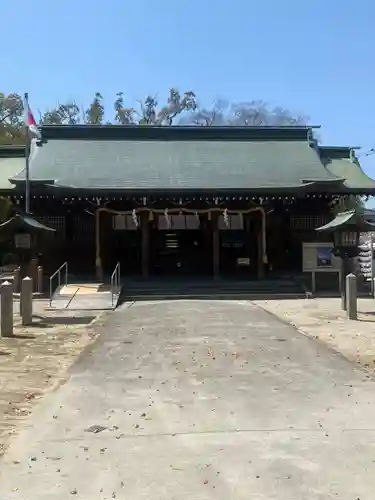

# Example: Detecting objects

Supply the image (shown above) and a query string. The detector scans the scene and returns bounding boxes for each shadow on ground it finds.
[8,334,37,340]
[29,315,96,328]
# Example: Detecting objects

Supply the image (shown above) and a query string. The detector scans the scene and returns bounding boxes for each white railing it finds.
[49,262,68,307]
[110,262,121,308]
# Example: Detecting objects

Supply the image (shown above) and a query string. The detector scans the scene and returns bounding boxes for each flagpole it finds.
[24,92,31,214]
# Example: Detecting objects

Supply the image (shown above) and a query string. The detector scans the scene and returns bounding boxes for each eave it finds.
[316,209,375,233]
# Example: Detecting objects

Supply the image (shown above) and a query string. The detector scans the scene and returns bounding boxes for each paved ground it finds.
[1,299,375,499]
[0,300,105,456]
[51,283,118,310]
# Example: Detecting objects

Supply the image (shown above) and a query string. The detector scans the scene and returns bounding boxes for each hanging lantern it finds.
[132,209,139,227]
[149,211,154,221]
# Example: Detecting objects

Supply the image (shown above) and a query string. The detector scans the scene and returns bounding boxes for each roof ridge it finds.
[0,145,26,158]
[40,124,320,130]
[39,124,319,142]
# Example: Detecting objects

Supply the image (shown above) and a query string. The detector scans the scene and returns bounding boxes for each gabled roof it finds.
[319,146,375,192]
[0,213,56,233]
[10,125,345,193]
[0,145,25,190]
[316,209,375,233]
[0,145,26,159]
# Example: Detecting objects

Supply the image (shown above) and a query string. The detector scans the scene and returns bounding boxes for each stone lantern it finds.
[316,209,375,310]
[0,213,55,283]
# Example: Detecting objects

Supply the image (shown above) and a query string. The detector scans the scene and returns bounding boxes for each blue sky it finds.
[3,0,375,199]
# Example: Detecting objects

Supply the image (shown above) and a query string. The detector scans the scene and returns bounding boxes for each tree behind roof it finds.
[0,89,308,140]
[0,92,24,144]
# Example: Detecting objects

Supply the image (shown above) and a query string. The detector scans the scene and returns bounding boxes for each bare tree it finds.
[118,88,197,125]
[184,99,308,126]
[0,88,309,144]
[114,92,137,124]
[153,88,197,125]
[41,88,197,127]
[185,99,228,126]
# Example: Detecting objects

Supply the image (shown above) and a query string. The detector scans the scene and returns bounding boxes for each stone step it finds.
[119,279,306,302]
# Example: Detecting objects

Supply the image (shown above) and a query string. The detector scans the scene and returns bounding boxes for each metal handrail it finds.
[110,261,121,308]
[49,262,68,307]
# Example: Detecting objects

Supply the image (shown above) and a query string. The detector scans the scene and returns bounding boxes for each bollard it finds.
[13,267,21,294]
[21,277,33,326]
[1,281,13,337]
[346,273,357,321]
[37,266,43,294]
[29,258,38,290]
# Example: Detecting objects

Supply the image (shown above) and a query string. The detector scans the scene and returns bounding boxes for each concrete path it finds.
[0,300,104,456]
[1,300,375,499]
[51,283,119,310]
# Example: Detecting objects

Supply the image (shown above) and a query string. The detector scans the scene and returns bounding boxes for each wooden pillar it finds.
[212,213,220,279]
[141,212,149,278]
[95,209,103,282]
[257,216,265,280]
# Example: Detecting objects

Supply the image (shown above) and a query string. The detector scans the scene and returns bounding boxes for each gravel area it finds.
[254,297,375,370]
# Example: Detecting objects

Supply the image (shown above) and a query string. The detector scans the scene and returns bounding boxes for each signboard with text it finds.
[302,242,340,273]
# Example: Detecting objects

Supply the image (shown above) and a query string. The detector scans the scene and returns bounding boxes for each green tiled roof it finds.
[320,146,375,191]
[15,140,339,191]
[0,146,25,190]
[0,213,56,233]
[316,209,375,233]
[10,125,342,192]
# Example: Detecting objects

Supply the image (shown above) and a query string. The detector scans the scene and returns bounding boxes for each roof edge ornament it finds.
[349,148,357,163]
[307,128,317,148]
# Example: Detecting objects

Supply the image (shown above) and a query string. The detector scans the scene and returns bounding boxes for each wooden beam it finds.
[212,213,220,279]
[257,217,265,280]
[141,212,149,278]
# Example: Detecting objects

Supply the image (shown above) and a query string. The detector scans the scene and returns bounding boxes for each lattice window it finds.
[72,215,95,242]
[290,215,331,230]
[113,215,140,230]
[218,214,244,230]
[36,216,66,234]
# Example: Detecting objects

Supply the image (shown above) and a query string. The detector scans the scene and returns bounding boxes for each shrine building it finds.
[1,124,375,282]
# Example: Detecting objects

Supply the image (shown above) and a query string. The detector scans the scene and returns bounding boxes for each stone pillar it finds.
[29,258,38,291]
[21,277,33,326]
[340,258,349,311]
[212,213,220,279]
[346,273,357,320]
[13,267,21,294]
[141,212,149,278]
[37,266,43,294]
[1,281,13,337]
